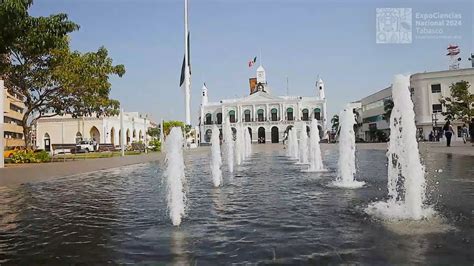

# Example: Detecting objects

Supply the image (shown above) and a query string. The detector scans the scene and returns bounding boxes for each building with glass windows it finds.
[356,86,392,142]
[356,68,474,142]
[410,68,474,140]
[198,66,328,144]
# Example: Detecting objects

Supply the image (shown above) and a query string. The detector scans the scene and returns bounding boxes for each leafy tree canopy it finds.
[1,1,125,147]
[440,81,473,123]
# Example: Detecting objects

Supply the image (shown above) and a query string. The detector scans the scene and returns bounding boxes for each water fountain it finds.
[287,127,299,160]
[297,122,309,164]
[366,75,434,220]
[286,128,293,157]
[223,120,234,173]
[333,107,365,188]
[164,127,187,226]
[235,124,242,166]
[210,125,223,187]
[245,127,252,158]
[305,119,326,172]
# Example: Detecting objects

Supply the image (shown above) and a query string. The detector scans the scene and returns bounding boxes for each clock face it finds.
[258,72,263,78]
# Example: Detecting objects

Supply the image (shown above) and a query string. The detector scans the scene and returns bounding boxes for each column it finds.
[253,105,256,122]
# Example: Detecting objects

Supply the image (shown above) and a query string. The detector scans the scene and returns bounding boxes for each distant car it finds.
[4,146,24,158]
[76,140,95,153]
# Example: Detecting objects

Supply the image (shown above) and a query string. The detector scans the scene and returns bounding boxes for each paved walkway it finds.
[0,153,161,187]
[356,141,474,156]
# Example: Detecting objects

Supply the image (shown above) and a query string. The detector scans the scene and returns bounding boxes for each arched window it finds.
[244,110,251,122]
[314,108,321,120]
[229,110,236,123]
[205,129,212,142]
[75,132,83,143]
[287,107,294,121]
[271,108,278,121]
[217,113,222,124]
[302,109,309,121]
[205,113,212,125]
[257,109,265,122]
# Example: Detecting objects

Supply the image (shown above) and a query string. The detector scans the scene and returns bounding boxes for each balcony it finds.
[5,110,24,121]
[4,123,23,134]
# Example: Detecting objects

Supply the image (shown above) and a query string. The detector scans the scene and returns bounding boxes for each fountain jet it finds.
[210,125,223,187]
[164,127,187,226]
[223,120,234,173]
[297,122,309,164]
[333,107,365,188]
[306,119,326,172]
[235,124,243,165]
[366,75,433,220]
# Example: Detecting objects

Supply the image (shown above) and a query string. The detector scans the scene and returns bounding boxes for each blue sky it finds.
[30,0,473,124]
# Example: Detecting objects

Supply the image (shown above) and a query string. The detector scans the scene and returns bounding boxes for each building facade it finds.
[355,68,474,141]
[36,112,152,151]
[3,87,26,148]
[356,86,392,142]
[199,66,328,144]
[411,68,474,139]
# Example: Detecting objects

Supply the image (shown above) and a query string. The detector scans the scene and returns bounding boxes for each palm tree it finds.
[383,99,394,122]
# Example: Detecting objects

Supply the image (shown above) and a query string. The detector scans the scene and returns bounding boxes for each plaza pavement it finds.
[0,141,472,187]
[0,153,162,187]
[356,141,474,156]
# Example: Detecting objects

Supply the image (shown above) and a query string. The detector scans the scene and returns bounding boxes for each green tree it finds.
[163,121,186,137]
[383,98,394,122]
[331,114,339,132]
[1,6,125,147]
[147,126,160,139]
[0,0,32,57]
[439,81,473,123]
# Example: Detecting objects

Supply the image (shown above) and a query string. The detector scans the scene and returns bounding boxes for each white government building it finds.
[199,65,328,144]
[36,112,152,152]
[411,68,474,139]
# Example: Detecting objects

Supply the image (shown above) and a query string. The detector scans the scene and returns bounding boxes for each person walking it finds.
[461,123,468,144]
[443,121,454,147]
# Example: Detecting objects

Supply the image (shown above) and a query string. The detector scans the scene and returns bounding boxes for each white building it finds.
[199,65,328,144]
[36,112,153,151]
[356,86,392,142]
[411,68,474,139]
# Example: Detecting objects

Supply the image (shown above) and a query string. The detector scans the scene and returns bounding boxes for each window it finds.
[244,110,251,122]
[217,113,222,124]
[205,113,212,124]
[431,84,441,93]
[287,108,294,121]
[363,115,383,123]
[314,108,321,120]
[229,110,236,123]
[271,108,278,121]
[432,104,442,113]
[257,109,265,122]
[302,109,309,121]
[369,123,377,130]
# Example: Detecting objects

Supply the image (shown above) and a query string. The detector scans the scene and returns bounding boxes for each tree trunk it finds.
[22,123,31,149]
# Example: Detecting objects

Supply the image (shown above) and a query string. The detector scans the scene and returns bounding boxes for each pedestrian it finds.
[470,118,474,144]
[429,131,434,142]
[443,121,454,147]
[461,123,468,144]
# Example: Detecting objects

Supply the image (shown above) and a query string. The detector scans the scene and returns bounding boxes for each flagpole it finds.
[184,0,191,126]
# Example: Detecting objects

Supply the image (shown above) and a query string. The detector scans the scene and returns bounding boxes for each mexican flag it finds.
[248,56,257,68]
